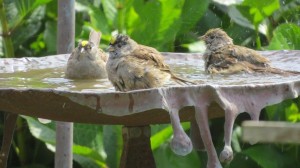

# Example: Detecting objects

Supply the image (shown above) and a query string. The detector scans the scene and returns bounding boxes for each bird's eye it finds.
[117,44,122,48]
[210,35,215,39]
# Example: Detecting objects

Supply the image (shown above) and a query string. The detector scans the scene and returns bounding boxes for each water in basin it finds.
[0,52,299,92]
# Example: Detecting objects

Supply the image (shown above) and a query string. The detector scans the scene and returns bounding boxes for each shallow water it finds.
[0,52,300,92]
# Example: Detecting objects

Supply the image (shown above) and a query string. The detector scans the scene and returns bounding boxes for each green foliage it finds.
[154,144,201,168]
[151,122,190,150]
[268,23,300,50]
[242,145,296,168]
[23,116,107,168]
[81,0,209,51]
[103,125,122,168]
[237,0,280,27]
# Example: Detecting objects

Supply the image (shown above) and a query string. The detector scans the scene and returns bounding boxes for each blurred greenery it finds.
[1,0,300,167]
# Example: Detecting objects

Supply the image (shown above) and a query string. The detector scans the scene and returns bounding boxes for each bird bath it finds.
[0,50,300,168]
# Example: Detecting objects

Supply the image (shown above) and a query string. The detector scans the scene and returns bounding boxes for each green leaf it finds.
[23,116,56,144]
[178,0,209,35]
[23,116,107,168]
[156,0,184,45]
[130,0,161,46]
[130,0,185,51]
[12,6,45,50]
[154,143,201,168]
[44,21,57,53]
[103,125,122,168]
[73,154,103,168]
[11,0,51,28]
[151,123,190,150]
[227,6,254,29]
[265,99,294,120]
[237,0,280,26]
[89,5,111,35]
[268,23,300,50]
[102,0,118,27]
[284,103,299,122]
[242,145,295,168]
[226,152,258,168]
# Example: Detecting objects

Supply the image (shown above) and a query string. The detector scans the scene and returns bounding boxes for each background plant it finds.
[1,0,300,167]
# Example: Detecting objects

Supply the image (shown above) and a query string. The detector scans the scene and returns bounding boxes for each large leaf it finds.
[12,6,45,50]
[43,21,57,53]
[23,116,107,168]
[151,122,190,150]
[156,0,184,47]
[227,6,254,29]
[6,0,50,26]
[242,145,296,168]
[102,0,118,27]
[268,23,300,50]
[102,0,135,33]
[265,99,294,120]
[154,143,201,168]
[226,152,258,168]
[237,0,280,26]
[103,125,122,168]
[89,5,111,35]
[129,0,184,51]
[130,0,162,46]
[178,0,209,35]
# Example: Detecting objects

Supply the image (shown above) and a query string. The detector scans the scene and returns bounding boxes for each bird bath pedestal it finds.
[0,51,300,168]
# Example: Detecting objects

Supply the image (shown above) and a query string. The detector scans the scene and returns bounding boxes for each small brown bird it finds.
[106,34,195,91]
[65,30,108,79]
[200,28,300,75]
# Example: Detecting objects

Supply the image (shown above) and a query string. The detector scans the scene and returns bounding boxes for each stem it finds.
[117,0,125,33]
[16,117,29,168]
[0,0,14,58]
[255,26,261,50]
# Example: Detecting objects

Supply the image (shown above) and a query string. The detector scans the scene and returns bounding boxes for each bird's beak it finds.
[107,45,115,52]
[198,35,205,41]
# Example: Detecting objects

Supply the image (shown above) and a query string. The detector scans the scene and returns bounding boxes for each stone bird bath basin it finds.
[1,50,300,168]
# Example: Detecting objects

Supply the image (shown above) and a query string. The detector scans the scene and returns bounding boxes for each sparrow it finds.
[65,30,108,79]
[106,34,196,92]
[200,28,300,75]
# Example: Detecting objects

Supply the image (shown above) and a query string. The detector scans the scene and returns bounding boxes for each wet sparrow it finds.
[106,34,196,91]
[65,30,108,79]
[200,28,300,75]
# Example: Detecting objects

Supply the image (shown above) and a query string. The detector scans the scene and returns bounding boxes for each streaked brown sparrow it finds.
[106,34,195,92]
[200,28,300,75]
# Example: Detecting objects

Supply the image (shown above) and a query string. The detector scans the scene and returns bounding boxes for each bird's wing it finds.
[98,49,108,62]
[131,45,169,69]
[228,45,270,67]
[207,49,237,69]
[113,56,167,91]
[131,45,197,85]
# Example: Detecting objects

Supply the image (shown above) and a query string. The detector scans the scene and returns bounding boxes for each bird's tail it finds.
[169,71,198,85]
[89,30,102,46]
[259,67,300,76]
[160,68,198,85]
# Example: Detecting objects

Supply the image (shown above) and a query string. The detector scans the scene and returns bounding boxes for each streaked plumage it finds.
[106,34,195,91]
[200,28,300,75]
